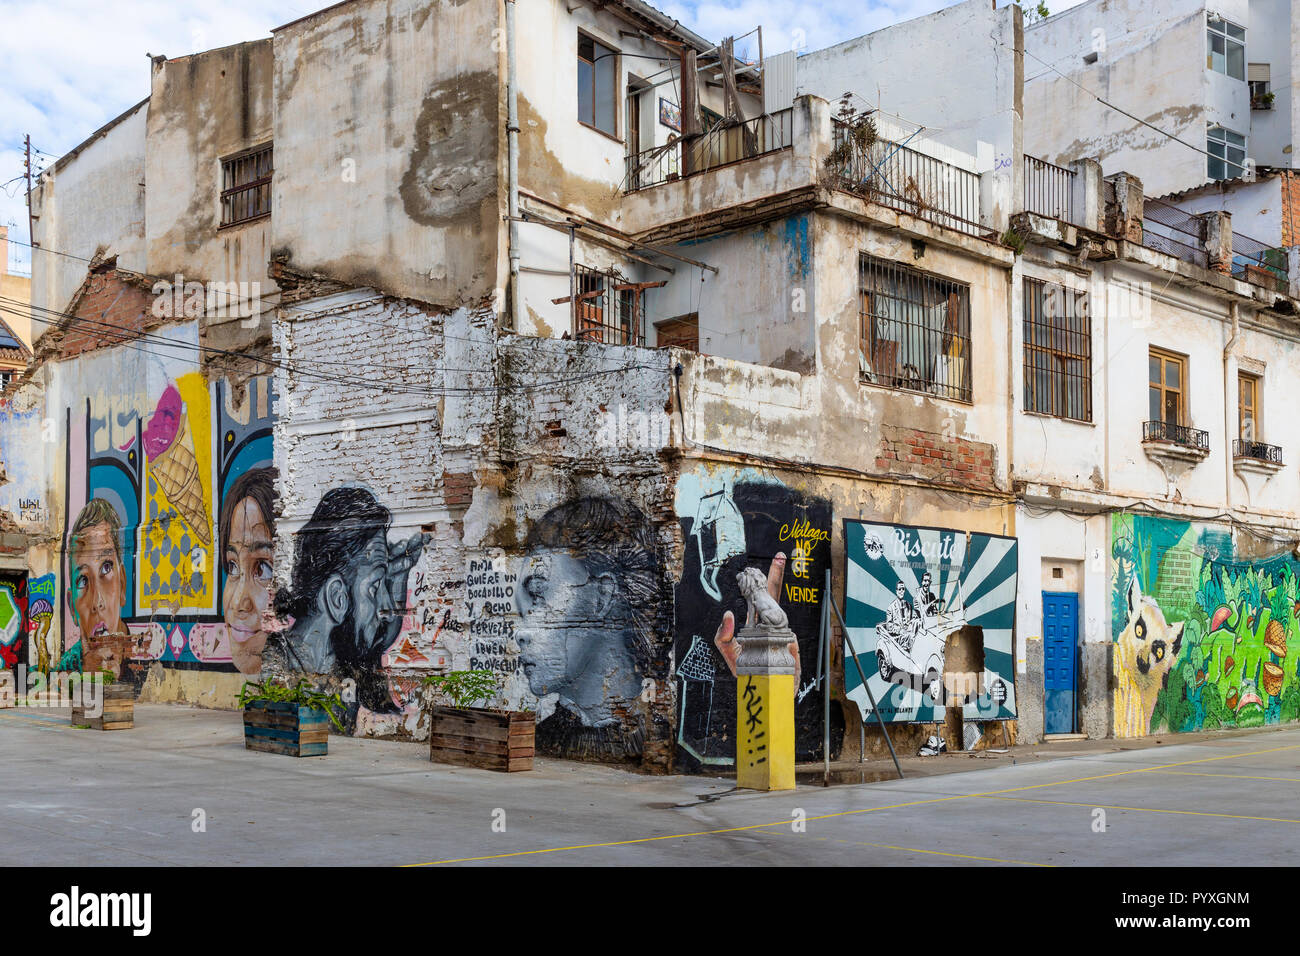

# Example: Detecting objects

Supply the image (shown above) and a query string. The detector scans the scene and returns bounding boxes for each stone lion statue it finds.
[736,566,789,630]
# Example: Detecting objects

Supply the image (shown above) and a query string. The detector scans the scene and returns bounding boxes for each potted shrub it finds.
[239,678,344,757]
[422,670,534,772]
[70,671,133,730]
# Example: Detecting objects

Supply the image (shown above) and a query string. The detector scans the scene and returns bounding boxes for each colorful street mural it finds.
[1111,514,1300,737]
[843,521,1018,724]
[0,576,28,670]
[50,326,275,684]
[673,467,841,770]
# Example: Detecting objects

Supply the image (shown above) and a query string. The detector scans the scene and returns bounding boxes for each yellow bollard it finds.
[737,671,796,791]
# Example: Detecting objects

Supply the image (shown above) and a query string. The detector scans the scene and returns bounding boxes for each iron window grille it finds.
[859,254,972,403]
[1023,278,1092,422]
[221,144,273,227]
[572,264,643,346]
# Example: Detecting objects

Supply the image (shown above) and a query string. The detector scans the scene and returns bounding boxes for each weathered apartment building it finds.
[1,0,1297,771]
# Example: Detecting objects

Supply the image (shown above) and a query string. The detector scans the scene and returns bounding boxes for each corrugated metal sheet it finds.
[763,50,796,115]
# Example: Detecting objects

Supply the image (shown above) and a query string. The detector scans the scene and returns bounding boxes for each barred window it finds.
[1023,278,1092,421]
[221,144,273,227]
[858,254,971,402]
[572,264,643,346]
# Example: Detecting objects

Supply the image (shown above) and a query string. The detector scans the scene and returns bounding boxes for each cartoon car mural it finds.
[875,586,968,702]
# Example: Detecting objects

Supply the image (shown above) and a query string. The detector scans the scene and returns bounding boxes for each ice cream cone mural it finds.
[145,383,211,546]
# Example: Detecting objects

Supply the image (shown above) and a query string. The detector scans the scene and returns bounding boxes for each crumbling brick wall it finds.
[875,424,999,491]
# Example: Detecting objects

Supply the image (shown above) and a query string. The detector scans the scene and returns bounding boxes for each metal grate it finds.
[572,265,644,346]
[859,254,972,402]
[1233,439,1283,464]
[1023,278,1092,421]
[221,144,273,227]
[832,123,988,238]
[1141,198,1208,268]
[1230,231,1288,292]
[1143,420,1209,450]
[1024,156,1076,223]
[624,109,793,192]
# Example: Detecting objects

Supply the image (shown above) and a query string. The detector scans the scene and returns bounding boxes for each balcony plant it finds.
[238,678,344,757]
[421,670,535,773]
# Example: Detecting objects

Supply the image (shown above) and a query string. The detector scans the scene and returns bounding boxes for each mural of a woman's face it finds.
[514,548,616,698]
[223,496,274,675]
[69,520,127,677]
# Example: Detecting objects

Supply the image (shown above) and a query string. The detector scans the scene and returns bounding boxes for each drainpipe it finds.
[1223,302,1240,513]
[506,0,521,332]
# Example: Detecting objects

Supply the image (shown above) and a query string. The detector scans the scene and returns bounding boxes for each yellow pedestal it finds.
[737,673,795,791]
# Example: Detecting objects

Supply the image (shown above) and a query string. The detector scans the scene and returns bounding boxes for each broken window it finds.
[1207,16,1245,81]
[221,144,273,227]
[578,34,617,137]
[655,314,699,351]
[859,255,971,402]
[1023,278,1092,422]
[1207,125,1246,180]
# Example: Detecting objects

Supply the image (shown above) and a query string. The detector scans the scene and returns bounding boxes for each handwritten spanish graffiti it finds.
[673,467,838,770]
[465,558,521,677]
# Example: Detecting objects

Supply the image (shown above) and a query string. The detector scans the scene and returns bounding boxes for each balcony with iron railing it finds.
[1143,419,1210,451]
[624,109,795,193]
[829,120,992,239]
[1023,155,1076,224]
[1233,438,1284,465]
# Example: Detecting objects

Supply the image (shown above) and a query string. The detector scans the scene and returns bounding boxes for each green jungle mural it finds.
[1111,514,1300,737]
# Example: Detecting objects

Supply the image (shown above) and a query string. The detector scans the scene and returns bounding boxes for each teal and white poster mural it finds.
[844,520,1018,723]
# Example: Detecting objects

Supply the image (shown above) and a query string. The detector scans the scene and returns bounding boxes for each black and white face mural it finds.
[267,486,426,722]
[515,497,664,733]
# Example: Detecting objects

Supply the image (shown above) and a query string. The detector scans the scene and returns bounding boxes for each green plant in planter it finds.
[238,678,346,732]
[421,670,502,710]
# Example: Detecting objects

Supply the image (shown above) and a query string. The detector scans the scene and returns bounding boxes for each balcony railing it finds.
[830,121,990,238]
[1024,155,1076,223]
[1143,420,1209,450]
[1141,198,1208,268]
[1233,439,1283,464]
[624,109,794,192]
[1230,231,1288,293]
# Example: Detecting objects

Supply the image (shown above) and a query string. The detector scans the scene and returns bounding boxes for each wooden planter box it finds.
[243,701,330,757]
[428,705,534,772]
[71,682,133,730]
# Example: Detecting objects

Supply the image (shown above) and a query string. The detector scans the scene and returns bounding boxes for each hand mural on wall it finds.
[63,498,131,678]
[269,486,427,721]
[711,552,802,691]
[515,497,663,731]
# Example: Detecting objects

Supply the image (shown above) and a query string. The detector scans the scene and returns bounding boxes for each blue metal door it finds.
[1042,591,1078,735]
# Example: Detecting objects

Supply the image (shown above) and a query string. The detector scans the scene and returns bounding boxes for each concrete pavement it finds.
[1,703,1297,866]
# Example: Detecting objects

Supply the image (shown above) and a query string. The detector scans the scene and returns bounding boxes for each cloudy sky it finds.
[0,0,1089,274]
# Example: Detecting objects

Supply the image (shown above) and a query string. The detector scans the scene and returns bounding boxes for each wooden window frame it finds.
[1149,348,1187,427]
[1238,370,1260,441]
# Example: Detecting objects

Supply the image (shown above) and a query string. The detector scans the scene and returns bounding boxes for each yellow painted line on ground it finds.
[768,828,1054,867]
[405,740,1300,866]
[1148,769,1300,783]
[980,794,1300,824]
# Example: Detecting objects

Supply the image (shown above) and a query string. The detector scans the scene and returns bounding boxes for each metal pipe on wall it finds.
[506,0,521,332]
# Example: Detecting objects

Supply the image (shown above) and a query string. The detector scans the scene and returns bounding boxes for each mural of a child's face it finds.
[515,548,615,697]
[69,520,127,677]
[223,496,274,675]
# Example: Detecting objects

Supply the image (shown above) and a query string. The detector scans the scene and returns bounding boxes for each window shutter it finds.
[1249,62,1270,82]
